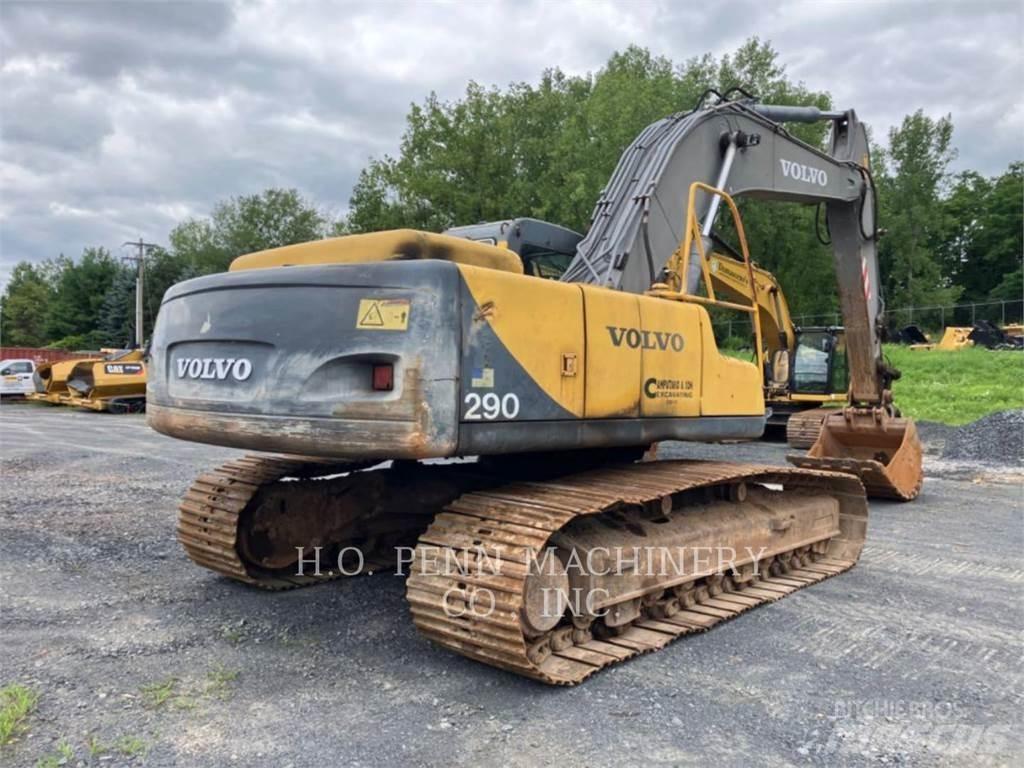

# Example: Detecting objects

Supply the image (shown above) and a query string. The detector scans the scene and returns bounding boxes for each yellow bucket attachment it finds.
[788,410,923,501]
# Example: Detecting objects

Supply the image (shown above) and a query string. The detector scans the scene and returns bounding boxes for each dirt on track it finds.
[1,404,1021,767]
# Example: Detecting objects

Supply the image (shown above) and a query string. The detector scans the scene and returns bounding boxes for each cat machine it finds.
[62,349,148,413]
[27,357,96,404]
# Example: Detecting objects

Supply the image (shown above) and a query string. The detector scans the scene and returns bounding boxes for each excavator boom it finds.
[562,98,922,499]
[563,101,882,403]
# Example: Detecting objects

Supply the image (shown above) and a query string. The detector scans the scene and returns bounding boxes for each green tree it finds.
[170,188,328,274]
[940,162,1023,303]
[44,247,121,347]
[340,39,838,317]
[98,265,137,347]
[167,218,226,275]
[140,246,196,340]
[149,187,328,338]
[874,111,962,308]
[0,262,54,346]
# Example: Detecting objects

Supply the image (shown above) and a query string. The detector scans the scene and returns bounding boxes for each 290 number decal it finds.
[463,392,520,420]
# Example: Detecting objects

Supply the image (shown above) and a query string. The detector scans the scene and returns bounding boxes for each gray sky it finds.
[1,0,1021,285]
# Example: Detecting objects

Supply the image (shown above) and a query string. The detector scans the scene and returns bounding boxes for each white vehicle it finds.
[0,358,37,397]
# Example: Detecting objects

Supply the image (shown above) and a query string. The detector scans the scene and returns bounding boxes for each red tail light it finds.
[372,363,394,391]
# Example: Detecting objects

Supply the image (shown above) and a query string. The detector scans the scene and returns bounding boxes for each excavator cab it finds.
[790,328,847,396]
[444,218,582,280]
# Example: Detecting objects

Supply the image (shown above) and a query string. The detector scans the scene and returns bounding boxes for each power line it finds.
[122,238,159,349]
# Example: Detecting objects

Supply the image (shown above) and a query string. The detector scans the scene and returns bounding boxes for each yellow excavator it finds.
[147,97,923,683]
[700,248,848,448]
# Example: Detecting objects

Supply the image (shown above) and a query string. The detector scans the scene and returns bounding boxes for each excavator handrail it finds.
[649,182,765,375]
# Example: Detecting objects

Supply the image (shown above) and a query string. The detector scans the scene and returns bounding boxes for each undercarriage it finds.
[178,454,867,683]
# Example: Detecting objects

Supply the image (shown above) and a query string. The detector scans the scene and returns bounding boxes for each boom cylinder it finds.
[751,104,846,123]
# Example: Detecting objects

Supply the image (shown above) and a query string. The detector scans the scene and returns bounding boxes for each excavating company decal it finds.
[606,326,685,352]
[175,357,253,381]
[779,158,828,186]
[644,377,694,400]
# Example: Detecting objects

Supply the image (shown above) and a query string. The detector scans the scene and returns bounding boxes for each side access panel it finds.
[456,264,586,421]
[456,269,765,454]
[636,296,702,417]
[698,313,765,417]
[581,286,641,418]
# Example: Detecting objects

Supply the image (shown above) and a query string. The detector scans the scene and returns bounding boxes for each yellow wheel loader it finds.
[148,97,923,683]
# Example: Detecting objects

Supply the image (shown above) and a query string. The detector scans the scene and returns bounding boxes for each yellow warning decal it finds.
[356,298,411,331]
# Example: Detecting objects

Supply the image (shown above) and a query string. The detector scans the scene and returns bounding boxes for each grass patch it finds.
[140,678,178,708]
[35,739,73,768]
[885,345,1024,424]
[115,735,149,757]
[140,664,239,711]
[0,684,38,746]
[84,733,108,758]
[720,344,1023,426]
[204,664,239,699]
[219,625,243,645]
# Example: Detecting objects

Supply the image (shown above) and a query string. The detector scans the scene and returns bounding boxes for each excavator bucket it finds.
[788,410,923,501]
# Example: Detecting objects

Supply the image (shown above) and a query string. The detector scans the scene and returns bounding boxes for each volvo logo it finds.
[175,357,253,381]
[779,158,828,186]
[607,326,685,352]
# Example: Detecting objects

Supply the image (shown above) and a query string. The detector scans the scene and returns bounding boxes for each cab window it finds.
[829,336,849,393]
[520,246,574,280]
[792,332,833,394]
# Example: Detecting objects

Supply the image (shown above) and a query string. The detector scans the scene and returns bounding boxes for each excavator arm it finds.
[562,100,883,406]
[562,99,921,500]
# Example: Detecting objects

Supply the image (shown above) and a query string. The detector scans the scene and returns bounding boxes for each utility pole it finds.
[123,239,158,349]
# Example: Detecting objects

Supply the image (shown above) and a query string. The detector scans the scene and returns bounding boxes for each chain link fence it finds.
[713,299,1023,344]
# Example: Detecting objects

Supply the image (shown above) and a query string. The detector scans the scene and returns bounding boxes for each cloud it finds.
[1,0,1020,285]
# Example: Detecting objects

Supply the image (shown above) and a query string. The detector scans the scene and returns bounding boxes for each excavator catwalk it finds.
[149,95,923,682]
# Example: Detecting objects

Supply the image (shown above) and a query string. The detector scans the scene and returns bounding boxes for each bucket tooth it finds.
[787,409,923,501]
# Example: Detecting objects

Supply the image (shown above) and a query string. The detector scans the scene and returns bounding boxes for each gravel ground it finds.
[942,410,1024,466]
[1,404,1021,767]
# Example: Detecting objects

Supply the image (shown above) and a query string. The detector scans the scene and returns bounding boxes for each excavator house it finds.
[148,97,923,683]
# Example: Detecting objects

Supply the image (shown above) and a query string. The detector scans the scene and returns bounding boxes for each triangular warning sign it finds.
[359,302,385,326]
